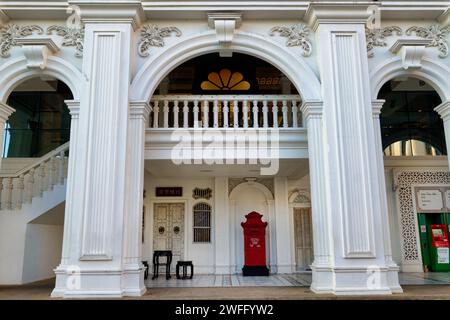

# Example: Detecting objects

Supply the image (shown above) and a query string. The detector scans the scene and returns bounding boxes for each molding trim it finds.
[47,25,84,57]
[365,26,403,58]
[0,101,15,121]
[207,12,242,57]
[406,25,450,58]
[300,100,323,121]
[434,101,450,121]
[0,24,44,58]
[389,38,433,70]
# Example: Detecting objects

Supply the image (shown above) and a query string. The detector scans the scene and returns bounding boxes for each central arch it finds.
[130,30,322,102]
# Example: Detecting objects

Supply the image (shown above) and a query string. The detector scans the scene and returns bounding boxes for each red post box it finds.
[241,211,269,276]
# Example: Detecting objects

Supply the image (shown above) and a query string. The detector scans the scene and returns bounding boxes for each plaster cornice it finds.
[0,9,9,25]
[438,8,450,27]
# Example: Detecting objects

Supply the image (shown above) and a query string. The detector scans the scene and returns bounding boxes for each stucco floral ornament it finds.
[365,26,403,58]
[46,25,84,57]
[269,24,312,57]
[0,24,43,58]
[138,25,182,57]
[406,25,450,58]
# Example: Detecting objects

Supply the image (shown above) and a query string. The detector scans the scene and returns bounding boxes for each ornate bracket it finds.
[406,25,450,58]
[138,25,182,57]
[269,24,312,57]
[15,38,59,70]
[47,25,84,57]
[389,38,433,70]
[208,12,242,57]
[365,26,403,58]
[0,24,43,58]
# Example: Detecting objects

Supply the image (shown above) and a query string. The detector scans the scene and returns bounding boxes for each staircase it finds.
[0,142,69,211]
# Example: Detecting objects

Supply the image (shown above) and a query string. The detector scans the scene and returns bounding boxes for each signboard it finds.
[417,190,443,211]
[437,247,449,264]
[156,187,183,197]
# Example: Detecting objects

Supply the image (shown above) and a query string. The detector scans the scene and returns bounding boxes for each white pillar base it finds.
[310,264,394,296]
[276,264,294,274]
[51,265,146,298]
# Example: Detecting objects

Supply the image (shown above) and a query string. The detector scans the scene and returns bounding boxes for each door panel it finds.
[153,203,185,269]
[294,208,313,271]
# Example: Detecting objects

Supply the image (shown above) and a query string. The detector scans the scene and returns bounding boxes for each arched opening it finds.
[149,53,301,129]
[3,77,73,158]
[378,77,445,157]
[377,76,449,274]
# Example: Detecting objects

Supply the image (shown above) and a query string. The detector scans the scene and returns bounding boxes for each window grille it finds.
[193,202,211,243]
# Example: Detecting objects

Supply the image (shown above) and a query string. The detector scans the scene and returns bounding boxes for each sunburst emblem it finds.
[200,69,250,91]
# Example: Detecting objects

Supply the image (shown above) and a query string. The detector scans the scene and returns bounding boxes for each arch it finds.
[130,30,322,102]
[229,181,274,201]
[288,189,311,204]
[370,56,450,102]
[0,56,83,103]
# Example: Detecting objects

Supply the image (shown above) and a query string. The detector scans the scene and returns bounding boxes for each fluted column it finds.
[372,99,402,293]
[300,101,332,277]
[214,177,230,274]
[435,101,450,169]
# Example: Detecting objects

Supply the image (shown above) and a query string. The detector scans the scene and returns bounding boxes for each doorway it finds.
[294,208,313,271]
[153,203,185,266]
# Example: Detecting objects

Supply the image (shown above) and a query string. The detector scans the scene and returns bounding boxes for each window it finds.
[193,202,211,243]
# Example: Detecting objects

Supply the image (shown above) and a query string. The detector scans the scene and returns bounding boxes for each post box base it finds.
[242,265,269,276]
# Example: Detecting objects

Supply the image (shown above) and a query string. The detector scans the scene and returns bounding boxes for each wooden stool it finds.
[176,261,194,279]
[152,250,173,280]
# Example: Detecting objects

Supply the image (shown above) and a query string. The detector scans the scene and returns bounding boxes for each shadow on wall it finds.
[21,202,65,284]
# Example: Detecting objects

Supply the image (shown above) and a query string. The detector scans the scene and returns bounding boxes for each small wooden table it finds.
[176,261,194,279]
[152,250,173,280]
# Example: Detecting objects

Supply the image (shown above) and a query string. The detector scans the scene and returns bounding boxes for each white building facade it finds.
[0,0,449,297]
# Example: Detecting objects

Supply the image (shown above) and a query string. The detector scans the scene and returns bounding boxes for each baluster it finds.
[282,100,288,128]
[25,169,35,203]
[193,100,199,128]
[252,100,259,128]
[12,176,24,210]
[173,100,179,128]
[1,177,12,210]
[51,156,58,187]
[152,101,159,128]
[163,100,169,128]
[233,100,239,128]
[262,100,269,128]
[38,163,46,197]
[58,151,65,184]
[243,100,249,129]
[223,100,229,128]
[272,100,279,128]
[213,100,219,128]
[183,100,189,128]
[292,100,299,128]
[203,99,209,128]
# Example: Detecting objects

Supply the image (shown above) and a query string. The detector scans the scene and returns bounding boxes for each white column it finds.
[0,102,15,164]
[300,101,333,288]
[304,4,394,295]
[372,99,402,293]
[214,177,230,274]
[435,101,450,169]
[52,2,145,298]
[122,101,151,296]
[274,177,293,273]
[266,200,277,272]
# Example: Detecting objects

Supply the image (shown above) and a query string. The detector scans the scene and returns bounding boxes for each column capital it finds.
[305,2,375,31]
[300,100,323,121]
[130,101,151,121]
[372,99,385,118]
[0,102,15,122]
[65,100,80,119]
[435,101,450,121]
[68,1,145,30]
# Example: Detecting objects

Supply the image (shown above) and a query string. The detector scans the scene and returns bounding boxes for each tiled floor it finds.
[146,272,450,288]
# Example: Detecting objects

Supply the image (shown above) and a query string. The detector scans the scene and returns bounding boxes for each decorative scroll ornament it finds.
[406,25,450,58]
[138,25,182,57]
[192,188,212,200]
[365,26,403,58]
[0,24,43,58]
[269,24,312,57]
[46,25,84,57]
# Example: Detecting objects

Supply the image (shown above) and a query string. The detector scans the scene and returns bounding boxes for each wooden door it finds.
[294,208,313,271]
[153,203,185,268]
